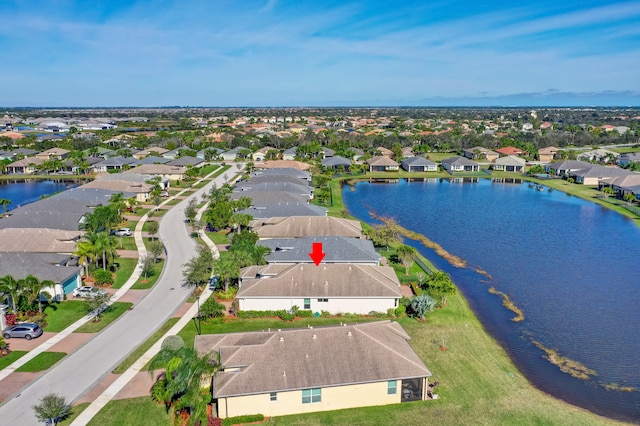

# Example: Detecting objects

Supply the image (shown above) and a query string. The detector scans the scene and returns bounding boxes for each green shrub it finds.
[368,311,387,318]
[161,335,184,351]
[200,297,225,318]
[387,308,397,317]
[296,310,313,318]
[394,304,407,317]
[277,311,295,322]
[215,287,237,300]
[320,310,331,318]
[93,269,114,286]
[222,414,264,426]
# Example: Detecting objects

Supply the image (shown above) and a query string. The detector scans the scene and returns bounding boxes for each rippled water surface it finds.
[0,179,76,211]
[343,178,640,422]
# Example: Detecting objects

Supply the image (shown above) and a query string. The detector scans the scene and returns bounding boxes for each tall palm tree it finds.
[20,275,53,313]
[0,198,11,217]
[74,240,98,277]
[0,274,22,312]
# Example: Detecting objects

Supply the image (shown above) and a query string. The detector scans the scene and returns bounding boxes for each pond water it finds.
[342,178,640,422]
[0,179,80,211]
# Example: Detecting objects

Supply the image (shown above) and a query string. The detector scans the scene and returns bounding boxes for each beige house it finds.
[132,146,169,160]
[124,164,187,181]
[5,157,46,174]
[492,155,526,172]
[80,179,154,202]
[463,147,499,162]
[35,148,70,160]
[0,228,83,254]
[237,263,401,314]
[250,216,362,239]
[195,321,433,419]
[376,146,394,157]
[538,146,559,163]
[367,156,399,172]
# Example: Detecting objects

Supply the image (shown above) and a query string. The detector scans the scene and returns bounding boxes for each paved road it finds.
[0,176,223,425]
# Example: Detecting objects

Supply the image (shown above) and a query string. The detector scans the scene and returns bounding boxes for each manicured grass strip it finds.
[58,403,90,426]
[16,352,67,372]
[75,302,133,333]
[199,164,220,176]
[43,301,87,332]
[112,258,138,289]
[87,396,171,426]
[131,259,165,290]
[112,317,179,374]
[0,351,28,370]
[206,231,230,244]
[115,236,137,250]
[165,198,182,205]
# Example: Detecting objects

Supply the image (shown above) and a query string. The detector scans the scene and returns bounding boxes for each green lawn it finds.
[112,258,139,289]
[43,301,87,332]
[58,403,90,426]
[16,352,67,372]
[206,231,230,244]
[75,302,133,333]
[0,350,28,370]
[112,317,180,374]
[142,220,159,232]
[199,164,220,176]
[87,396,171,426]
[115,236,137,250]
[131,259,165,290]
[165,198,182,205]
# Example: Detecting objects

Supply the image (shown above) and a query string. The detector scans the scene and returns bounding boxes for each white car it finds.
[72,286,107,298]
[113,228,132,236]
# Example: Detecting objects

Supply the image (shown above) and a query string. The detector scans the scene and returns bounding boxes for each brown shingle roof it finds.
[195,321,431,398]
[250,216,362,238]
[0,228,82,253]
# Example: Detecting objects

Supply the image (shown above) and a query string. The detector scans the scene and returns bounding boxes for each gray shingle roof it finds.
[321,156,351,168]
[442,156,479,166]
[230,191,309,205]
[132,156,172,165]
[251,168,310,180]
[167,156,204,167]
[195,321,431,398]
[0,252,81,284]
[237,203,327,218]
[401,156,436,167]
[233,181,312,198]
[259,236,380,264]
[250,216,362,238]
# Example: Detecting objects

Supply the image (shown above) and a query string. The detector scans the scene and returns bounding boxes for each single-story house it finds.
[0,252,82,301]
[132,146,169,160]
[367,156,399,172]
[221,146,250,161]
[492,155,526,173]
[256,160,311,171]
[463,147,499,162]
[0,148,38,161]
[617,152,640,167]
[495,146,525,157]
[401,156,437,172]
[237,203,327,219]
[79,179,154,202]
[569,165,633,185]
[123,164,187,182]
[538,146,560,163]
[166,156,204,168]
[91,156,138,173]
[230,191,309,205]
[0,228,82,253]
[577,149,619,163]
[5,157,46,174]
[321,156,352,170]
[250,216,362,239]
[441,156,480,172]
[376,146,394,157]
[545,160,592,177]
[282,147,297,161]
[259,236,380,265]
[35,148,70,160]
[132,156,172,166]
[599,173,640,198]
[233,181,313,200]
[252,146,277,161]
[195,321,432,418]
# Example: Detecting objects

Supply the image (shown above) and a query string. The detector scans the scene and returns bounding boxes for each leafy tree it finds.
[425,271,457,305]
[366,223,401,250]
[184,198,198,223]
[212,257,240,292]
[148,240,165,263]
[0,274,22,312]
[204,200,233,230]
[228,213,252,232]
[84,292,111,321]
[146,220,159,240]
[410,294,436,320]
[32,393,71,425]
[601,186,615,198]
[182,245,213,288]
[623,193,636,204]
[396,245,417,275]
[141,255,155,280]
[149,346,221,425]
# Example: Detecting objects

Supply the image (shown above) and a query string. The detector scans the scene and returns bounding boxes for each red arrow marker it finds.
[309,242,326,266]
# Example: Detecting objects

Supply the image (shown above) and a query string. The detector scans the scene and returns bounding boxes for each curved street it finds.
[0,174,226,425]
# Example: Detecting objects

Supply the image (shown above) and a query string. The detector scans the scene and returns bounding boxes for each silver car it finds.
[2,322,43,340]
[72,286,107,298]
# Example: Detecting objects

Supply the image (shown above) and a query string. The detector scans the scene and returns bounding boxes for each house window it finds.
[303,298,311,309]
[388,380,397,395]
[317,298,328,303]
[270,392,277,401]
[302,388,321,404]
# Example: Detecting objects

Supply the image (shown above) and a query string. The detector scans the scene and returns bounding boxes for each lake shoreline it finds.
[334,175,635,425]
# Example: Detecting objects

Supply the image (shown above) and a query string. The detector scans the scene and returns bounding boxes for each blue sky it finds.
[1,0,639,106]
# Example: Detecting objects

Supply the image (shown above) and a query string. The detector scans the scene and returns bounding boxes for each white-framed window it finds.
[270,392,277,401]
[302,388,321,404]
[303,298,311,309]
[388,380,397,395]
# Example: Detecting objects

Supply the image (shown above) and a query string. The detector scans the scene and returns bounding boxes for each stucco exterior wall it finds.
[237,297,398,314]
[217,380,404,418]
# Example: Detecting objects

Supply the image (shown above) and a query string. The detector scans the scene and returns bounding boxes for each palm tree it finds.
[148,346,221,425]
[74,240,98,277]
[212,257,240,292]
[0,274,22,312]
[426,271,457,305]
[0,198,11,217]
[20,275,53,313]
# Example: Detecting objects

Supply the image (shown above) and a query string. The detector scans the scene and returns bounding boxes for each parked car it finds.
[2,322,43,340]
[72,286,107,298]
[160,191,170,197]
[112,228,132,237]
[208,276,220,290]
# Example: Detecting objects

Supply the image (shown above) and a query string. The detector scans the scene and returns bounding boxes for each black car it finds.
[2,322,44,340]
